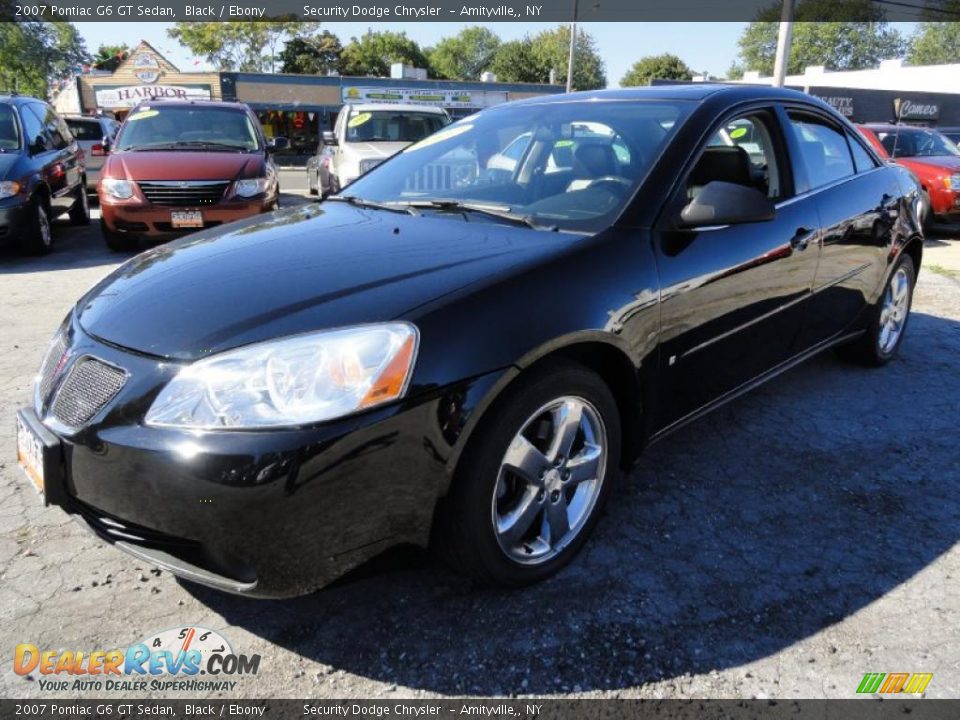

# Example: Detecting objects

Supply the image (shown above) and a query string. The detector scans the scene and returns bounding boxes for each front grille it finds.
[51,358,127,428]
[404,162,474,193]
[139,181,229,207]
[37,332,68,405]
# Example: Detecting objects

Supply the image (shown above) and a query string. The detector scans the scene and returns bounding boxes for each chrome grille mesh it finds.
[51,358,127,428]
[139,181,229,207]
[37,333,67,404]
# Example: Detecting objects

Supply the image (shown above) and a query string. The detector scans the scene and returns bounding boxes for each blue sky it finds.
[75,21,919,87]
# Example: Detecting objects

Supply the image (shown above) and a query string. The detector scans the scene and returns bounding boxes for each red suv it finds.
[98,100,285,251]
[857,123,960,228]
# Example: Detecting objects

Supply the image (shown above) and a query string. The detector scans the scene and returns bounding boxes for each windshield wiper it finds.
[396,200,558,231]
[129,141,248,152]
[326,195,420,216]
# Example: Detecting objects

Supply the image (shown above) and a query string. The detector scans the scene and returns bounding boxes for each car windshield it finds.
[345,110,449,143]
[878,128,960,158]
[115,105,260,151]
[0,105,21,151]
[65,118,105,141]
[342,99,692,233]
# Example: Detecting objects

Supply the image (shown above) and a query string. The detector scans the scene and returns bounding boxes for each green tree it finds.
[168,22,319,72]
[0,21,89,97]
[428,26,501,80]
[339,31,429,77]
[92,44,130,72]
[621,53,694,87]
[734,0,905,76]
[489,39,541,83]
[908,22,960,65]
[279,31,343,75]
[530,25,607,90]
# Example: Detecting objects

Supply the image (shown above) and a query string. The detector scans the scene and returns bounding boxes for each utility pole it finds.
[565,0,579,92]
[772,0,796,87]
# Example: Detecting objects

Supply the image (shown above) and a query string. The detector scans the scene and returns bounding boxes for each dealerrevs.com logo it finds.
[13,626,261,693]
[857,672,933,695]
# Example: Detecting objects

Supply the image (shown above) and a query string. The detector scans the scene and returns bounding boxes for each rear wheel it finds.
[69,183,90,225]
[836,253,915,366]
[436,360,621,586]
[101,219,138,252]
[18,196,52,255]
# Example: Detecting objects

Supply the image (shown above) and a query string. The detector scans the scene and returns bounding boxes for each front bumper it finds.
[0,196,29,245]
[99,197,273,239]
[24,319,504,597]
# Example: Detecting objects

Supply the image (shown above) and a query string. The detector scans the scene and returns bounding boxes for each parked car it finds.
[857,123,960,228]
[0,95,89,254]
[63,115,120,193]
[310,103,450,197]
[18,85,922,598]
[937,126,960,147]
[97,99,285,252]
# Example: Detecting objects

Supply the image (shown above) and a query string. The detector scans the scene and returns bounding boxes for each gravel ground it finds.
[0,202,958,700]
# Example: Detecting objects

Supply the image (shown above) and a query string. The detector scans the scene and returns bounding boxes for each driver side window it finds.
[688,113,782,201]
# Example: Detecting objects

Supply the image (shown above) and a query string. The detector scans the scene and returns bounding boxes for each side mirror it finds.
[679,181,775,227]
[267,136,289,153]
[322,131,338,147]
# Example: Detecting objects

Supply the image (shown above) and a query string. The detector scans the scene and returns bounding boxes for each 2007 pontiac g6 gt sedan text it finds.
[17,86,923,597]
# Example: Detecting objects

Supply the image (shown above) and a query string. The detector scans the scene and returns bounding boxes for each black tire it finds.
[18,196,53,255]
[69,183,91,226]
[836,253,916,366]
[435,360,621,587]
[101,219,138,252]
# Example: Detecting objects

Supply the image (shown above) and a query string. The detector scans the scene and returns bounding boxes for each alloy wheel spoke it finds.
[566,443,602,485]
[502,435,550,482]
[497,487,542,546]
[545,495,571,542]
[548,401,583,462]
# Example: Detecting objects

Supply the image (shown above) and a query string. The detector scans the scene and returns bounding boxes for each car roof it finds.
[128,99,252,112]
[505,84,821,107]
[0,94,45,107]
[344,103,448,114]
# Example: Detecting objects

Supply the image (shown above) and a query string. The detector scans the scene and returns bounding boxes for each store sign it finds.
[95,84,212,108]
[895,98,940,121]
[813,94,854,117]
[341,86,508,109]
[132,52,161,84]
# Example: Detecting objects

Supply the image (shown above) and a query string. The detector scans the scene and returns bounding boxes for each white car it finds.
[312,103,450,197]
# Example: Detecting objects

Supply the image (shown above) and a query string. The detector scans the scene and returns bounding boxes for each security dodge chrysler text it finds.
[17,86,922,597]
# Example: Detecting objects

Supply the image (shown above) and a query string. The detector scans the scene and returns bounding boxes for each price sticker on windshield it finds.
[348,113,372,128]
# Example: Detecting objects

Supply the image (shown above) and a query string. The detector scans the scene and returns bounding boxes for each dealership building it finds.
[53,40,562,163]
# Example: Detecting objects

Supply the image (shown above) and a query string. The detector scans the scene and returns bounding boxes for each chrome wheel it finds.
[492,396,607,565]
[37,203,51,247]
[878,266,911,354]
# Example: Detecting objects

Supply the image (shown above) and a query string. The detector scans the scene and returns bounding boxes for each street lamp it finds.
[772,0,797,87]
[566,0,579,93]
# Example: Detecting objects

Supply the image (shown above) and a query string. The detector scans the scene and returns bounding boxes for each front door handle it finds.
[789,227,816,251]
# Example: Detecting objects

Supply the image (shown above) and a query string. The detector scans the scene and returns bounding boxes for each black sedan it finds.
[0,95,90,254]
[17,85,922,597]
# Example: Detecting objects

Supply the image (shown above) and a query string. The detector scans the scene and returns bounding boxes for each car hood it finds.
[106,150,264,181]
[898,156,960,174]
[77,202,582,361]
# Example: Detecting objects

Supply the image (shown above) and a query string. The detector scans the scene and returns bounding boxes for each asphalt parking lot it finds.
[0,193,958,700]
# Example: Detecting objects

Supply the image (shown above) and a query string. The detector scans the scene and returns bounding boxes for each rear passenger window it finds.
[689,113,782,200]
[787,113,855,192]
[848,133,878,173]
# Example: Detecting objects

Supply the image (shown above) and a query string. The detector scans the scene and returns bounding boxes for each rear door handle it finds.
[789,227,816,251]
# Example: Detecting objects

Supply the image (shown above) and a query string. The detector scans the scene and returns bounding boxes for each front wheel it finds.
[101,219,138,252]
[837,253,916,366]
[18,196,52,255]
[436,360,621,586]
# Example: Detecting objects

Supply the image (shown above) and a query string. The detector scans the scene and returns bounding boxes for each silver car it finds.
[64,115,120,192]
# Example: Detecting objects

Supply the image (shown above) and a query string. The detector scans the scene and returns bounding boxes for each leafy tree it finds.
[428,26,501,80]
[489,39,541,83]
[279,31,343,75]
[621,54,694,87]
[168,22,318,72]
[0,21,89,97]
[339,31,430,77]
[908,22,960,65]
[92,44,130,72]
[734,0,905,76]
[530,25,607,90]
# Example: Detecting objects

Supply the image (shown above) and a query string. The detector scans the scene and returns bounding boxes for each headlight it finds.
[145,323,419,430]
[0,180,21,200]
[234,177,269,198]
[946,174,960,191]
[101,178,134,200]
[359,159,384,174]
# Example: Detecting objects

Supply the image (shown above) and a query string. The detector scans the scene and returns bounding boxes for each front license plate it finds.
[171,210,203,229]
[16,413,46,496]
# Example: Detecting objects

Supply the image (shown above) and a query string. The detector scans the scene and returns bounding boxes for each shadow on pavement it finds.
[188,310,960,694]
